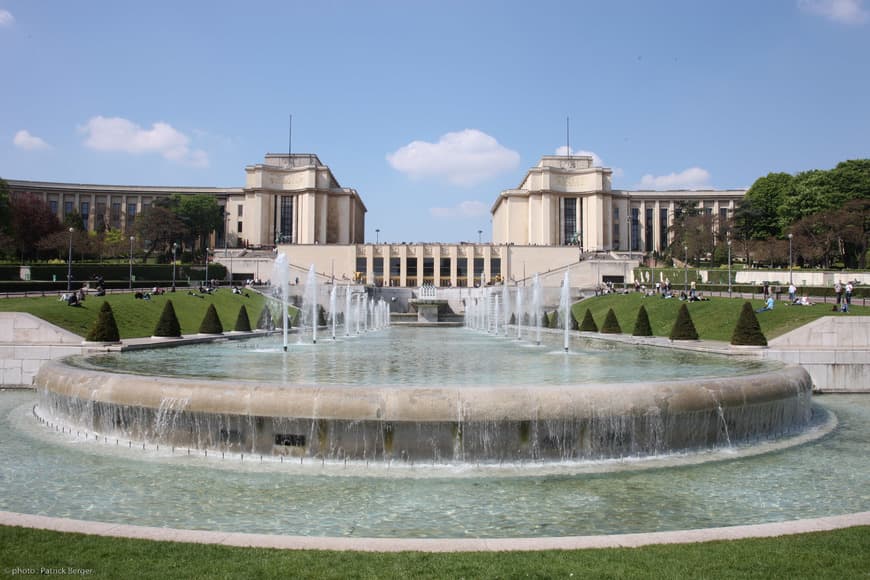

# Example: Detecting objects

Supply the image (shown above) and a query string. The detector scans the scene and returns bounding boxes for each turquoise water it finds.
[1,390,867,538]
[68,327,777,386]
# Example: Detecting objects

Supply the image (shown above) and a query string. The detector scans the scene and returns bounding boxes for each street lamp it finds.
[683,244,688,293]
[171,242,178,292]
[727,237,732,298]
[204,247,210,287]
[788,233,793,285]
[66,228,74,292]
[224,209,229,257]
[376,228,380,244]
[128,236,135,290]
[478,229,483,244]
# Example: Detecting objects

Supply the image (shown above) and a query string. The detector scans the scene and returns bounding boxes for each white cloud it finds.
[0,9,14,27]
[798,0,868,24]
[79,116,209,167]
[429,200,489,219]
[637,167,712,190]
[387,129,520,186]
[13,130,50,151]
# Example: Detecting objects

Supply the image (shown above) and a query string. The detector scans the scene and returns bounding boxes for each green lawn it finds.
[571,293,869,342]
[0,290,271,339]
[1,525,867,579]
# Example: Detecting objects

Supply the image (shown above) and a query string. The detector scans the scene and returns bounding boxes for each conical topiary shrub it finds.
[257,305,274,330]
[579,308,598,332]
[600,308,622,334]
[570,310,579,331]
[234,305,252,332]
[316,305,327,327]
[632,305,653,337]
[669,303,699,340]
[509,312,517,325]
[198,304,223,334]
[548,310,559,329]
[731,301,767,346]
[153,299,181,337]
[86,301,121,343]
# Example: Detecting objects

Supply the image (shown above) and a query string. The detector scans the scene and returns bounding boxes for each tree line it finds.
[0,178,223,263]
[669,159,869,269]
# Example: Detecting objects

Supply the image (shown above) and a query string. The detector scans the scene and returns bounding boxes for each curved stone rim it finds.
[35,358,812,422]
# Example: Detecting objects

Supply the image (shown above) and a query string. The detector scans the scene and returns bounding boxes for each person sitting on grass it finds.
[756,296,775,313]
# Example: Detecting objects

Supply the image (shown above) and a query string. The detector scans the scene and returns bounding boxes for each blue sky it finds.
[1,0,868,243]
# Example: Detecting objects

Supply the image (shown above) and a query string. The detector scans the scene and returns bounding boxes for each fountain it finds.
[271,253,290,351]
[303,264,318,344]
[329,285,337,340]
[532,273,542,345]
[560,271,570,352]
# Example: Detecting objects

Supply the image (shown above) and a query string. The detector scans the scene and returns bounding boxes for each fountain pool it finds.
[35,327,812,463]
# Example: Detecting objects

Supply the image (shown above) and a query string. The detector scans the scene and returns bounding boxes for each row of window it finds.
[611,206,730,252]
[355,257,502,281]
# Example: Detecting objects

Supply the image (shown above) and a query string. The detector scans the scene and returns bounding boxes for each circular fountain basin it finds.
[35,328,813,463]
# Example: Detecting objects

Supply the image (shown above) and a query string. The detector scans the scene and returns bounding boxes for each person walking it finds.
[788,283,797,303]
[844,281,853,312]
[834,281,843,312]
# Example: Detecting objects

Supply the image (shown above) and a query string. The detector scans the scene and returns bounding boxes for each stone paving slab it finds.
[1,510,867,552]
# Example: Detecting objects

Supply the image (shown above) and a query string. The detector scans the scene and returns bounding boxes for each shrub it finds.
[600,308,622,334]
[86,301,120,343]
[579,308,598,332]
[317,305,327,327]
[731,301,767,346]
[257,305,274,330]
[198,304,223,334]
[632,305,653,337]
[669,303,699,340]
[234,305,252,332]
[509,312,516,325]
[153,300,181,337]
[548,310,559,329]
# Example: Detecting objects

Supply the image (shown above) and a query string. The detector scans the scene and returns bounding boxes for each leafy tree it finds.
[600,308,622,334]
[64,210,87,231]
[669,303,699,341]
[134,205,187,261]
[0,177,13,234]
[741,172,794,239]
[731,302,767,346]
[9,193,62,260]
[632,305,653,337]
[153,300,182,338]
[198,304,223,334]
[86,302,121,343]
[791,211,841,268]
[171,194,223,255]
[234,305,252,332]
[579,308,598,332]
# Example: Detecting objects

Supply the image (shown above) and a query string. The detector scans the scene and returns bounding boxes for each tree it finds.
[198,304,224,334]
[153,300,182,337]
[234,305,252,332]
[64,210,87,231]
[579,308,598,332]
[134,205,187,261]
[731,302,767,346]
[86,302,121,343]
[669,304,699,341]
[600,308,622,334]
[742,172,794,239]
[171,194,223,254]
[0,177,12,234]
[632,305,653,337]
[9,193,62,260]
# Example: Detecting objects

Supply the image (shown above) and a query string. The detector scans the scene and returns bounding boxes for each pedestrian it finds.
[788,283,796,303]
[844,282,853,312]
[834,281,843,312]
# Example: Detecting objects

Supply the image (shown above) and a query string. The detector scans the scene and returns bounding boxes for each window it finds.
[645,208,654,253]
[126,203,136,232]
[563,198,577,244]
[631,208,640,252]
[473,258,484,284]
[440,257,451,278]
[80,201,90,229]
[237,221,243,234]
[49,200,58,215]
[64,201,73,216]
[355,257,367,281]
[423,257,434,277]
[490,258,501,281]
[237,204,243,217]
[456,257,468,287]
[405,257,417,278]
[279,196,293,243]
[660,208,669,251]
[111,202,121,229]
[612,207,620,249]
[390,258,401,277]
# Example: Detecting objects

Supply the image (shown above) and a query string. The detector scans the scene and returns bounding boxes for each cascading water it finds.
[560,271,570,352]
[303,264,318,344]
[329,285,337,340]
[271,253,290,351]
[502,281,509,337]
[532,273,542,346]
[344,287,352,337]
[516,286,523,340]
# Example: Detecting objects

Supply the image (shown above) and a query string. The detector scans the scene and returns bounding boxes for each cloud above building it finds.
[387,129,520,186]
[13,130,50,151]
[0,9,14,27]
[429,200,489,219]
[798,0,868,24]
[79,116,209,167]
[637,167,712,190]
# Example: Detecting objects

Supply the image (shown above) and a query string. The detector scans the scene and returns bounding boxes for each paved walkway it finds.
[1,510,867,552]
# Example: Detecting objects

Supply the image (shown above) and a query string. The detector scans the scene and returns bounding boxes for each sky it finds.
[1,0,869,243]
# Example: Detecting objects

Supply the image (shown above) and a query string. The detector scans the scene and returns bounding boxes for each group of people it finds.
[758,280,855,313]
[834,281,854,313]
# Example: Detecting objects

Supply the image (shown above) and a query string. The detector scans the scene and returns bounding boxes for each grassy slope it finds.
[571,293,869,342]
[0,291,269,339]
[1,525,868,579]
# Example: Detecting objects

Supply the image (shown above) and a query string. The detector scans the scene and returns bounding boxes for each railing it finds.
[418,284,437,299]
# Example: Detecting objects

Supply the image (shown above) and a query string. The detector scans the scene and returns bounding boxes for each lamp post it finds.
[727,237,732,298]
[478,229,483,244]
[171,242,178,292]
[204,247,209,287]
[128,236,135,290]
[224,209,229,257]
[788,233,793,285]
[683,244,688,293]
[375,228,380,244]
[66,228,74,292]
